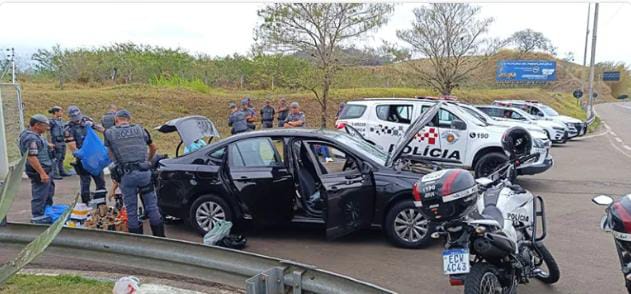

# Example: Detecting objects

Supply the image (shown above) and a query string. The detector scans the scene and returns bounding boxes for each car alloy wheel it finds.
[394,208,429,243]
[195,200,226,232]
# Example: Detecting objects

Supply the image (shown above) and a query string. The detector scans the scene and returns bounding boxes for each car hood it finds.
[534,119,567,129]
[385,101,442,167]
[488,119,544,133]
[554,115,583,123]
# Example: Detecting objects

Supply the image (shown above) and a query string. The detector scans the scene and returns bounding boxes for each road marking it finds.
[624,145,631,151]
[617,104,631,110]
[610,131,617,136]
[615,137,623,143]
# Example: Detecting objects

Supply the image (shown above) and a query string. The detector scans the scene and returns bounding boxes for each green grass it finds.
[18,82,599,157]
[0,274,113,294]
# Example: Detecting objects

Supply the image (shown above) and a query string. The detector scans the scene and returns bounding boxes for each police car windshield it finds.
[460,106,490,124]
[333,133,387,166]
[511,108,536,121]
[539,105,559,116]
[450,105,486,127]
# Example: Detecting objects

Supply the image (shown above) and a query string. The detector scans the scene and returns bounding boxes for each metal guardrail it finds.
[0,223,395,294]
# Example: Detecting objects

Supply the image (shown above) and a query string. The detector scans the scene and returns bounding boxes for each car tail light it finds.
[336,122,346,129]
[412,182,422,201]
[449,277,464,286]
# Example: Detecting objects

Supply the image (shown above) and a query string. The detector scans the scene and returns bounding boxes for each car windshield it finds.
[461,105,491,124]
[332,132,387,166]
[451,105,487,127]
[539,105,559,116]
[511,108,536,121]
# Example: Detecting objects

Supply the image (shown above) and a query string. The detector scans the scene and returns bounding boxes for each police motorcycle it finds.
[412,127,560,293]
[592,194,631,293]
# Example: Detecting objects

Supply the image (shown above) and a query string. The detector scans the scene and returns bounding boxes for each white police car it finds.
[335,97,553,178]
[493,100,587,137]
[474,104,570,144]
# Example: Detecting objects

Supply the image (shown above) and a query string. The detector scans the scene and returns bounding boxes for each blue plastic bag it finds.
[74,127,111,176]
[45,204,70,222]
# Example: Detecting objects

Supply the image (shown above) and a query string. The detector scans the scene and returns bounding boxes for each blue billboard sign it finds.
[603,71,621,81]
[496,60,557,82]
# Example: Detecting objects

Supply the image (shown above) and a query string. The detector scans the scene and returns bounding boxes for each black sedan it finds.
[156,103,442,248]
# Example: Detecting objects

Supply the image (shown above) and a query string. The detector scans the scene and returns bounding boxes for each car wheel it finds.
[385,200,433,249]
[189,195,233,236]
[474,152,508,179]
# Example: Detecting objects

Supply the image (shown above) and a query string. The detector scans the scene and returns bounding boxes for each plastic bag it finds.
[203,220,232,246]
[74,127,111,176]
[112,276,140,294]
[44,204,69,222]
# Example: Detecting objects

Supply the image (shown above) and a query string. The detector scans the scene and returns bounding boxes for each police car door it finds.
[421,105,465,164]
[372,103,418,155]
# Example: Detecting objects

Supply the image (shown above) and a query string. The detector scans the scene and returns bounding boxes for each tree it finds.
[509,29,556,54]
[256,3,394,127]
[397,4,502,95]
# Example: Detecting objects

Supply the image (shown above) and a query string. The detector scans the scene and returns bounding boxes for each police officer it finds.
[48,106,69,179]
[104,109,164,236]
[244,97,257,130]
[101,104,118,130]
[260,99,275,128]
[228,99,250,134]
[19,114,56,224]
[283,102,305,128]
[64,105,107,206]
[276,98,288,127]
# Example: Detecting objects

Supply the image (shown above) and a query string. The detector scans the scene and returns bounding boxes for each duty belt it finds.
[120,161,151,175]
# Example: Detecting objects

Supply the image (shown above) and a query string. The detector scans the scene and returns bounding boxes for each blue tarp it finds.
[74,127,111,176]
[44,204,70,222]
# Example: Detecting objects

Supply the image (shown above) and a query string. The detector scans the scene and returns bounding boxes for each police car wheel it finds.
[385,200,433,248]
[474,152,508,179]
[189,195,233,236]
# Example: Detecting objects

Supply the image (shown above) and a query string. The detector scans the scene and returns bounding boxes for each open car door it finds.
[303,141,376,239]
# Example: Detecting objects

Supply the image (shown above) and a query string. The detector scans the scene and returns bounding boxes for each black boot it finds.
[128,226,143,235]
[80,193,91,205]
[150,223,165,237]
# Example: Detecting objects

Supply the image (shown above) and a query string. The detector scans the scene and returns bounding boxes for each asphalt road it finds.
[5,102,631,294]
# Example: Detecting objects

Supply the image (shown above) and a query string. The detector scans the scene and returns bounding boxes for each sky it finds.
[0,2,630,67]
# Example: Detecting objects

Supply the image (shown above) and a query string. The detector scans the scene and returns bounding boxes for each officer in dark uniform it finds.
[283,102,306,128]
[19,114,55,224]
[64,105,107,206]
[104,109,164,236]
[276,98,289,127]
[260,99,275,128]
[101,104,118,130]
[48,106,69,179]
[229,99,251,134]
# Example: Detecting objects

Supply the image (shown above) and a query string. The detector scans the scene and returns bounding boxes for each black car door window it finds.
[228,137,281,168]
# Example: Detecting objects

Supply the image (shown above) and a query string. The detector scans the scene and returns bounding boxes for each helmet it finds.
[609,195,631,252]
[501,126,532,159]
[413,169,478,222]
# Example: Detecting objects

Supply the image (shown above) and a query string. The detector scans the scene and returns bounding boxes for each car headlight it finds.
[552,126,566,131]
[533,138,545,148]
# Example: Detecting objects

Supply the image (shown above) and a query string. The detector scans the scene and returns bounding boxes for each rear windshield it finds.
[339,104,366,119]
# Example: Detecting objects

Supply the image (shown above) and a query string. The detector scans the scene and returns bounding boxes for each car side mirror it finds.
[592,195,614,206]
[451,119,466,130]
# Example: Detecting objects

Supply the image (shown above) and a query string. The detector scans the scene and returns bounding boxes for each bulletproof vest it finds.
[231,111,249,133]
[49,118,65,143]
[278,108,288,121]
[101,112,116,130]
[261,106,274,121]
[67,119,89,148]
[19,129,53,170]
[105,124,148,164]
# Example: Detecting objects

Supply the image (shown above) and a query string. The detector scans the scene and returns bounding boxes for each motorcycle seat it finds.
[480,206,504,229]
[483,186,502,207]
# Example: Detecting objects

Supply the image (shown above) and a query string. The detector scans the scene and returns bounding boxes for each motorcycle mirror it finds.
[592,195,614,206]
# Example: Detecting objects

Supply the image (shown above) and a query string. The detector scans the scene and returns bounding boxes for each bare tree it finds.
[397,3,502,95]
[256,3,394,127]
[509,29,556,54]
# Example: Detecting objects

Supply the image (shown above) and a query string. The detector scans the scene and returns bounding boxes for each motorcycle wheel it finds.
[464,263,513,294]
[533,242,560,284]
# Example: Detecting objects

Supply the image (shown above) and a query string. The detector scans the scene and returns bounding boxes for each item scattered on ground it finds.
[203,220,232,246]
[215,234,247,250]
[113,276,140,294]
[65,199,127,232]
[44,204,69,223]
[73,127,111,176]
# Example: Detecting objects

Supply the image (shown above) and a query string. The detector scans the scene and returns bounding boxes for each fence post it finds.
[0,86,9,180]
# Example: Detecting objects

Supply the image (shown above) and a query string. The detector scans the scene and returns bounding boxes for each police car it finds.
[493,100,587,137]
[473,104,570,144]
[335,97,553,178]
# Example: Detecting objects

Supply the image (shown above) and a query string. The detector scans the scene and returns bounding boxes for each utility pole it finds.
[587,3,599,115]
[583,3,591,67]
[9,48,15,84]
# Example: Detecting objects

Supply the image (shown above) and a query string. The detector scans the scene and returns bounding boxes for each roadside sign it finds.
[496,60,557,82]
[603,71,621,81]
[573,89,583,99]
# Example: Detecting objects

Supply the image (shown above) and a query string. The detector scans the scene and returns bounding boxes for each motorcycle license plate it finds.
[442,249,470,275]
